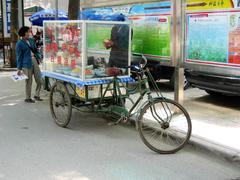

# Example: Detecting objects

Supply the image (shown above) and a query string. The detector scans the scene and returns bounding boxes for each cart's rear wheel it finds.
[50,81,72,127]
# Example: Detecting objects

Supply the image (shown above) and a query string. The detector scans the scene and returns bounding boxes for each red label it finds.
[62,43,67,51]
[69,46,75,54]
[50,56,55,63]
[158,18,167,22]
[51,43,58,53]
[75,50,81,58]
[85,69,92,75]
[64,58,68,66]
[46,44,51,52]
[57,56,62,64]
[71,59,76,68]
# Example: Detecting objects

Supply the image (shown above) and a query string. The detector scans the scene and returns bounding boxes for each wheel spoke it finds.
[50,82,72,127]
[138,98,191,154]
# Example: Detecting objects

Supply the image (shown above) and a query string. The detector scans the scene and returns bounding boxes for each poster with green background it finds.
[132,16,171,57]
[85,2,172,60]
[87,24,112,50]
[86,16,171,58]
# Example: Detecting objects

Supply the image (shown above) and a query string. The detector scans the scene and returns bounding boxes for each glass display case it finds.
[43,20,132,82]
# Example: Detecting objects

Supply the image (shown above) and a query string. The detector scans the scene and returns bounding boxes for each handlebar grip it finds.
[124,66,133,69]
[141,55,147,67]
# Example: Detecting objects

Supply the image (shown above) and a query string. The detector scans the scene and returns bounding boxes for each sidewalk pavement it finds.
[0,67,17,71]
[127,85,240,166]
[179,88,240,166]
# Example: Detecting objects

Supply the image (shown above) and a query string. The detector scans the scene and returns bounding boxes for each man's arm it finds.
[110,25,118,46]
[16,42,24,75]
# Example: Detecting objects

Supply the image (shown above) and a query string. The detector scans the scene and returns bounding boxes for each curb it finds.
[0,68,17,72]
[129,117,240,166]
[188,135,240,167]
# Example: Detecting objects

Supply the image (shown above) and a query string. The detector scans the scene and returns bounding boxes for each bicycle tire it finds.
[50,81,72,127]
[138,98,192,154]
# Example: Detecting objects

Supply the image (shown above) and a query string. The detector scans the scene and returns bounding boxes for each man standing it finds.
[104,14,130,68]
[16,26,42,103]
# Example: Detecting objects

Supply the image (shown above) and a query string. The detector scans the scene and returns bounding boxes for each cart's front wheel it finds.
[50,81,72,127]
[138,98,192,154]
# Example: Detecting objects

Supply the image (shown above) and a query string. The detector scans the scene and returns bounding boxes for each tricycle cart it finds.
[42,20,192,154]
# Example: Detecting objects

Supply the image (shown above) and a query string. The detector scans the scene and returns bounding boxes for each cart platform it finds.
[42,71,135,87]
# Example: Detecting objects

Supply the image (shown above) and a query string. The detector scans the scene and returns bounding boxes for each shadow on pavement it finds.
[193,94,240,111]
[152,81,173,93]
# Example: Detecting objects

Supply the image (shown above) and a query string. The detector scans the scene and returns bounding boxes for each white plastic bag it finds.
[11,73,28,82]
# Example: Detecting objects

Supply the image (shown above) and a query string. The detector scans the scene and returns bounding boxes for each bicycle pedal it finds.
[122,118,128,124]
[107,118,121,126]
[107,122,117,126]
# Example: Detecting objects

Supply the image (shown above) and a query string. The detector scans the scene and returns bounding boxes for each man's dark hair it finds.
[18,26,30,37]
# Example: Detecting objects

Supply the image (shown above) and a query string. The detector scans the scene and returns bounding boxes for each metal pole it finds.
[18,0,24,27]
[172,0,186,105]
[0,0,3,33]
[22,0,24,26]
[0,0,5,65]
[55,0,58,20]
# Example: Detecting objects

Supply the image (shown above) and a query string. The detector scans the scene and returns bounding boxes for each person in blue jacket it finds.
[16,26,42,103]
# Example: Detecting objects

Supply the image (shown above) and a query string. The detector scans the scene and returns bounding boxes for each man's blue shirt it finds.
[16,38,36,70]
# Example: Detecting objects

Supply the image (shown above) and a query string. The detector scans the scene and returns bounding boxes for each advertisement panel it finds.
[2,0,11,37]
[130,15,171,58]
[6,0,11,34]
[186,0,240,10]
[186,11,240,67]
[128,2,171,59]
[87,24,112,50]
[84,2,172,61]
[228,13,240,64]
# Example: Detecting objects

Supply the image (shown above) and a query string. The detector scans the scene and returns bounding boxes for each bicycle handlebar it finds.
[124,54,148,70]
[141,54,147,65]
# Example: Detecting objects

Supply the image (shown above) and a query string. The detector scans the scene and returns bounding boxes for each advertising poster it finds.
[187,11,240,66]
[87,24,112,50]
[187,13,229,63]
[84,2,171,59]
[129,2,171,58]
[6,0,11,34]
[228,13,240,64]
[186,0,237,10]
[2,0,11,37]
[131,15,171,58]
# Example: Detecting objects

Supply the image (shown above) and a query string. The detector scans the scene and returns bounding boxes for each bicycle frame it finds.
[96,66,156,121]
[125,69,152,118]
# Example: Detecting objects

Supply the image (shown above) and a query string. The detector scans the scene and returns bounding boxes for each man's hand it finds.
[103,39,113,49]
[17,70,22,76]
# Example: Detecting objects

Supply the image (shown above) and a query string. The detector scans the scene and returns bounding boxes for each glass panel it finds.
[86,22,130,80]
[44,22,82,78]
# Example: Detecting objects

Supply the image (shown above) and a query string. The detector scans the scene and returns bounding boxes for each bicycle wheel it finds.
[50,81,72,127]
[138,98,192,154]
